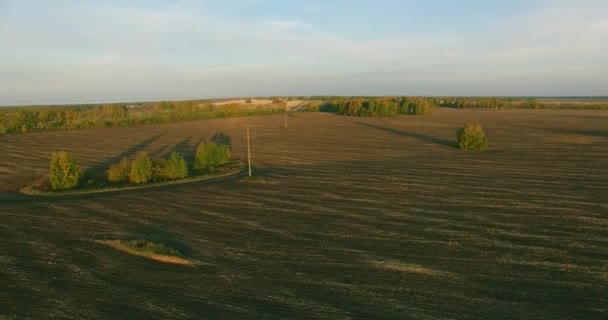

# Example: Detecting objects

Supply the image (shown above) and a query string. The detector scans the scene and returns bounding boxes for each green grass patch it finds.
[96,239,195,266]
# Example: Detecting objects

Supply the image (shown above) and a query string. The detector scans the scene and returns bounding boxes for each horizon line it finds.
[2,95,608,108]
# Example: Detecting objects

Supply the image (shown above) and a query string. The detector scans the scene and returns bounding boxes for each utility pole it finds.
[284,104,288,130]
[246,125,252,177]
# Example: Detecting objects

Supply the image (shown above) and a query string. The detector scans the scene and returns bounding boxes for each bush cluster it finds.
[107,158,130,183]
[194,141,231,172]
[457,122,488,150]
[152,152,189,181]
[129,152,153,184]
[49,151,81,190]
[106,151,190,184]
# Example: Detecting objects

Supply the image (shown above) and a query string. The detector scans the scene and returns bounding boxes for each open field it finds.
[0,108,607,319]
[212,99,307,110]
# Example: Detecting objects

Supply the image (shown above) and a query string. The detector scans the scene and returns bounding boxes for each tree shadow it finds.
[166,134,227,166]
[508,124,608,138]
[163,136,195,164]
[356,122,455,147]
[553,129,607,138]
[85,133,165,179]
[556,114,608,121]
[153,144,170,158]
[211,132,232,149]
[128,225,193,255]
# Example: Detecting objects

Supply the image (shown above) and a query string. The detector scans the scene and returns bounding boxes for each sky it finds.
[1,0,607,105]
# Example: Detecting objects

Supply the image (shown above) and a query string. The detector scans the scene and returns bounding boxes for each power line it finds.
[245,124,252,177]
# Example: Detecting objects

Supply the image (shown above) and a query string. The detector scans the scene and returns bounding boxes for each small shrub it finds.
[457,122,488,150]
[153,152,188,180]
[151,158,168,181]
[122,239,180,256]
[194,141,231,172]
[245,98,253,103]
[107,157,130,183]
[129,152,153,184]
[49,151,81,190]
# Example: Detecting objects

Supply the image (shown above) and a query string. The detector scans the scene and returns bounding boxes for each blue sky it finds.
[1,0,607,105]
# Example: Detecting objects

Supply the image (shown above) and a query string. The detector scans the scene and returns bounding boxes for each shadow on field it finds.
[508,124,608,138]
[556,114,608,120]
[164,133,230,164]
[356,122,455,147]
[555,129,608,138]
[128,224,193,255]
[85,133,165,178]
[212,132,232,149]
[165,136,197,163]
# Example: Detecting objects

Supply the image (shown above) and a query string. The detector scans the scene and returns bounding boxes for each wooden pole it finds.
[284,104,288,130]
[246,125,252,177]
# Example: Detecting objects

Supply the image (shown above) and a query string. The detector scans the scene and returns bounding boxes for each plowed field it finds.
[1,108,607,319]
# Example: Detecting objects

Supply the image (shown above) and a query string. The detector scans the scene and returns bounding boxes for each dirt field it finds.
[212,99,306,110]
[0,108,607,319]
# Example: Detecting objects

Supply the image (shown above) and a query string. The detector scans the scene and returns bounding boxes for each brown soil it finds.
[0,108,607,319]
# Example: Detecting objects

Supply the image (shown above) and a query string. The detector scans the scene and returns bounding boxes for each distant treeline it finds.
[304,96,608,113]
[438,97,608,109]
[0,100,284,134]
[307,97,435,117]
[3,96,607,134]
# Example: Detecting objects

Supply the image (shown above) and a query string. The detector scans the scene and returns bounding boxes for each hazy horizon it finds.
[1,0,607,105]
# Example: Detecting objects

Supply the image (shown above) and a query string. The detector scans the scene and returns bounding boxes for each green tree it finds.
[49,151,81,190]
[156,152,188,180]
[194,141,231,172]
[107,157,130,183]
[457,122,488,150]
[151,159,168,181]
[129,152,153,184]
[414,100,434,115]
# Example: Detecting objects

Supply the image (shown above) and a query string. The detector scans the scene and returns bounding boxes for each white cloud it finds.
[1,0,608,104]
[269,20,311,29]
[85,53,119,67]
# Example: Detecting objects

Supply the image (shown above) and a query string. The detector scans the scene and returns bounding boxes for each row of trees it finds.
[106,141,231,185]
[440,98,516,109]
[309,97,436,117]
[302,96,608,111]
[1,101,284,134]
[48,141,232,190]
[439,97,608,110]
[107,152,189,184]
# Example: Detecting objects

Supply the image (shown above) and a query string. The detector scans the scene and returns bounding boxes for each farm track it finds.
[0,108,607,319]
